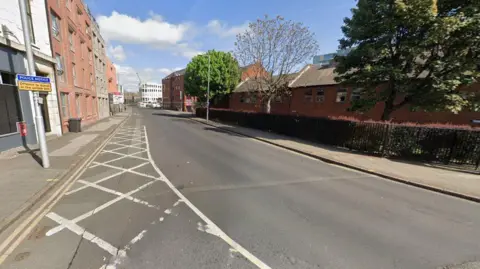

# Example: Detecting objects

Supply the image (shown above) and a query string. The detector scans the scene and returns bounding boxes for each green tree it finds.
[185,50,241,105]
[335,0,480,120]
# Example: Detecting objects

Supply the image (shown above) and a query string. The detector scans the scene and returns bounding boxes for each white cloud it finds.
[97,11,202,59]
[207,20,249,38]
[157,67,183,76]
[97,11,188,48]
[114,64,183,91]
[108,45,126,62]
[172,43,203,59]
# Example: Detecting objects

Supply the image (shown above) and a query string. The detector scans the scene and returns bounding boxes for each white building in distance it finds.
[139,82,162,104]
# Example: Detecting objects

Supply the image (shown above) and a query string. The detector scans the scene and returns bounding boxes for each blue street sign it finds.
[16,74,51,83]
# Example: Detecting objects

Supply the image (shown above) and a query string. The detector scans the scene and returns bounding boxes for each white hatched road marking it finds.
[46,180,156,236]
[65,162,150,195]
[90,151,149,168]
[47,212,119,256]
[77,180,160,209]
[106,142,146,153]
[91,162,160,180]
[41,123,271,269]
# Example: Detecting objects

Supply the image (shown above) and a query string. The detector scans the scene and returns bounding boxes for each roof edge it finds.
[288,65,312,87]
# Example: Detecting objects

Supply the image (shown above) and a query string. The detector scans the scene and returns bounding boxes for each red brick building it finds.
[229,65,480,125]
[47,0,98,132]
[162,64,262,112]
[162,68,189,111]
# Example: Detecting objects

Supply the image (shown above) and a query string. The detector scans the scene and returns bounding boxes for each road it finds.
[1,107,480,269]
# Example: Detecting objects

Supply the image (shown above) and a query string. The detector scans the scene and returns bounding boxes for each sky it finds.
[85,0,357,92]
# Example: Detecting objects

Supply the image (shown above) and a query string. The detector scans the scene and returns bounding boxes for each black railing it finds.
[196,109,480,170]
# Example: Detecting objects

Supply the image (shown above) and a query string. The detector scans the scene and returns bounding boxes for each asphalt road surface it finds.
[2,107,480,269]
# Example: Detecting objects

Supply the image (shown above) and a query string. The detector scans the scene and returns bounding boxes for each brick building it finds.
[162,68,189,111]
[162,64,263,112]
[88,10,109,119]
[106,58,117,93]
[47,0,98,132]
[229,65,480,125]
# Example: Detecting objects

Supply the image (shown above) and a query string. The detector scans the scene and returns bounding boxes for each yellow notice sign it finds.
[17,81,52,92]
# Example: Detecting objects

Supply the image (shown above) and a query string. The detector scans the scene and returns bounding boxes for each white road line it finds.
[47,180,157,236]
[116,130,143,134]
[0,114,129,265]
[90,151,149,168]
[105,142,146,153]
[77,180,159,209]
[91,162,160,180]
[108,142,146,150]
[115,133,144,139]
[47,212,118,256]
[66,162,151,195]
[109,138,144,144]
[143,126,272,269]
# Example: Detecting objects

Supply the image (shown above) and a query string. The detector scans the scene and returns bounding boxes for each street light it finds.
[18,0,50,168]
[207,53,210,122]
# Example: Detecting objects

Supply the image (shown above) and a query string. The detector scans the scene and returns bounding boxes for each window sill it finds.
[0,131,20,138]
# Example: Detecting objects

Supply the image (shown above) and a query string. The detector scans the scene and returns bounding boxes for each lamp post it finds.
[18,0,50,168]
[207,53,210,122]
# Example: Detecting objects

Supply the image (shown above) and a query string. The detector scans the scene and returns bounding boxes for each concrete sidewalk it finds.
[0,112,129,234]
[191,115,480,202]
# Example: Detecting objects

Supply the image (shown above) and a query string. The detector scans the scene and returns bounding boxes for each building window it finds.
[1,72,15,85]
[75,94,81,117]
[51,12,61,39]
[351,88,362,101]
[316,89,325,102]
[66,0,71,9]
[336,88,347,103]
[72,63,77,86]
[55,54,65,82]
[80,40,85,59]
[274,95,282,103]
[304,89,313,102]
[68,29,74,51]
[88,48,92,65]
[26,0,35,44]
[60,92,69,118]
[86,95,91,116]
[82,68,86,88]
[0,77,21,135]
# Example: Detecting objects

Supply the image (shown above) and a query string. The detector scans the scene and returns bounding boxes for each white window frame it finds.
[51,12,61,39]
[336,88,348,103]
[316,89,325,103]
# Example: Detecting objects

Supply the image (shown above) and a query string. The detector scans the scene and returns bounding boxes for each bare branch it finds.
[234,15,319,112]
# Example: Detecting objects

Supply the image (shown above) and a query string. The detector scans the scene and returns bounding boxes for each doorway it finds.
[39,93,51,133]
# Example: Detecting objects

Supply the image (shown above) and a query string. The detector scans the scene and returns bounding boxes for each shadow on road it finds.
[202,126,246,138]
[152,111,194,119]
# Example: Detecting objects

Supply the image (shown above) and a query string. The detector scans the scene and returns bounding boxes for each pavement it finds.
[0,107,479,269]
[191,113,480,202]
[0,112,129,236]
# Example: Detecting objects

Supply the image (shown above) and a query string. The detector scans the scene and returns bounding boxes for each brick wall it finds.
[229,83,480,125]
[47,0,98,132]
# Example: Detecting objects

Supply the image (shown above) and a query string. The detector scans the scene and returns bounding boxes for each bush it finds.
[196,108,480,170]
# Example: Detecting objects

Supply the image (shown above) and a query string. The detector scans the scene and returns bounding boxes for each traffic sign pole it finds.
[18,0,50,168]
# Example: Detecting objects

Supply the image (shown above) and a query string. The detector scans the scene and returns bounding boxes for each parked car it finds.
[138,102,146,108]
[151,103,161,108]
